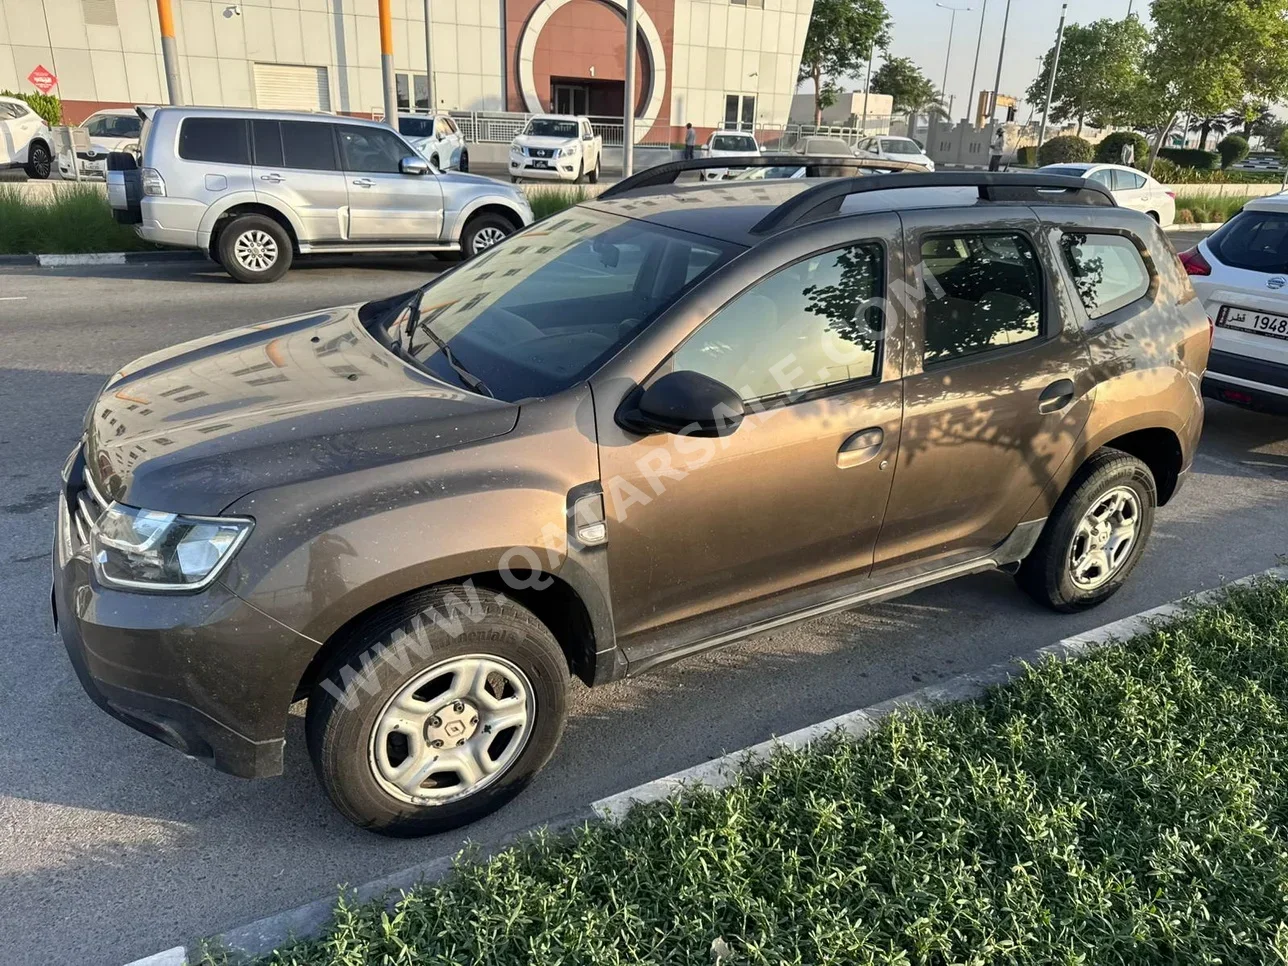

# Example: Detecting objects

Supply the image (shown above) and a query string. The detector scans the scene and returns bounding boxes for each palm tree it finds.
[1188,114,1230,150]
[893,79,950,137]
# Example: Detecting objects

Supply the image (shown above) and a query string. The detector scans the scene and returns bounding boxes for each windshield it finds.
[380,211,739,401]
[85,114,141,138]
[524,118,580,139]
[712,134,757,152]
[799,138,852,155]
[398,116,435,138]
[881,138,920,154]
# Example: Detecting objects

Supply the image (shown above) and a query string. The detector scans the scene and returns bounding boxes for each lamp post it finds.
[860,41,875,135]
[155,0,183,105]
[988,0,1013,122]
[967,0,988,126]
[378,0,398,127]
[936,2,972,116]
[423,0,434,111]
[1035,3,1068,155]
[624,0,637,176]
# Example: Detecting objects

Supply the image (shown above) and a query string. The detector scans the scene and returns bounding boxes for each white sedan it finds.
[1040,162,1176,227]
[855,136,935,171]
[58,107,144,179]
[701,130,760,180]
[1178,194,1288,414]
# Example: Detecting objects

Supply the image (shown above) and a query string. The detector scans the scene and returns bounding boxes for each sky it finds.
[872,0,1146,122]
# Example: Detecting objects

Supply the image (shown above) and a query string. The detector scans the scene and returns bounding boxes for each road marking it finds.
[0,296,27,301]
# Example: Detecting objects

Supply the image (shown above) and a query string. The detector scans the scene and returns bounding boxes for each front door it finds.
[336,123,443,242]
[872,208,1093,574]
[593,220,905,661]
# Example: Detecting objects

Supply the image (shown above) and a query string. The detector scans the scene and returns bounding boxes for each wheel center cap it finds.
[426,701,479,746]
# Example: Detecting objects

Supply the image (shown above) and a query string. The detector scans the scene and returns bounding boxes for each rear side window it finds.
[1061,233,1151,319]
[1209,210,1288,273]
[280,121,338,171]
[251,119,283,167]
[921,232,1043,365]
[1112,169,1146,191]
[178,117,249,164]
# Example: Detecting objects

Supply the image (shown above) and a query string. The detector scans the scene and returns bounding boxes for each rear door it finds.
[337,123,444,242]
[1110,167,1149,213]
[251,119,348,244]
[873,207,1094,574]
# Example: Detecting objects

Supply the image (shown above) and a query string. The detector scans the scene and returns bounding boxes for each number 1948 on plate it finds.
[1218,306,1288,340]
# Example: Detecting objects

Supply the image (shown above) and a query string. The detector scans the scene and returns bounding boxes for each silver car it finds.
[108,107,532,283]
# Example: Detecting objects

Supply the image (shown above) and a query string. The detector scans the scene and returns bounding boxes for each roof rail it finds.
[597,154,925,199]
[748,172,1115,235]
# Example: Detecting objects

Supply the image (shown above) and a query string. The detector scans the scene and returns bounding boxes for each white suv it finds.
[1181,195,1288,413]
[396,112,468,172]
[0,95,52,179]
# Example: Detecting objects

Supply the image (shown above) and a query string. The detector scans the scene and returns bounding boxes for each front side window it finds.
[1062,232,1151,319]
[881,138,920,155]
[672,244,884,402]
[338,124,409,174]
[178,117,249,164]
[921,232,1043,365]
[381,211,737,402]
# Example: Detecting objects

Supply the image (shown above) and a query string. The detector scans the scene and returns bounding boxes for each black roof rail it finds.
[748,172,1115,235]
[596,154,925,199]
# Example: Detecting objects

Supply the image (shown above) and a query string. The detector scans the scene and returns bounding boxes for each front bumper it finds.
[510,157,581,181]
[51,451,317,778]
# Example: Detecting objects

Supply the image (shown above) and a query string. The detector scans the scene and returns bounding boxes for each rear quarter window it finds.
[178,117,249,164]
[1061,232,1152,320]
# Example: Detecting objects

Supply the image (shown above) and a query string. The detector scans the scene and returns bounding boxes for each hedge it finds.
[1158,147,1220,170]
[1095,132,1150,167]
[1217,134,1250,169]
[1037,135,1094,166]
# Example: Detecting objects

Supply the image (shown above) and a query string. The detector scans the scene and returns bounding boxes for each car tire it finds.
[23,140,51,180]
[461,212,514,258]
[589,159,600,184]
[305,585,569,837]
[1016,448,1157,613]
[216,214,293,284]
[1147,210,1160,223]
[459,150,470,173]
[510,175,520,184]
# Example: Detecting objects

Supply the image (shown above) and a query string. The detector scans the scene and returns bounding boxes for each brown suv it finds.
[52,164,1210,835]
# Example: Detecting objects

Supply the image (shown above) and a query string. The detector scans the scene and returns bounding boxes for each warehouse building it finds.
[0,0,816,142]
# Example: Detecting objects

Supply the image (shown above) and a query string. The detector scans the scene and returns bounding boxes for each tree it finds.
[798,0,891,126]
[1026,18,1151,135]
[1188,113,1231,150]
[870,58,946,135]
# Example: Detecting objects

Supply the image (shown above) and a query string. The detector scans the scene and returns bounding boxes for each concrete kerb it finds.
[124,563,1288,965]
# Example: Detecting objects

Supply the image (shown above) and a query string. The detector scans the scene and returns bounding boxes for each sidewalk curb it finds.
[0,251,206,268]
[124,564,1288,966]
[1165,222,1224,231]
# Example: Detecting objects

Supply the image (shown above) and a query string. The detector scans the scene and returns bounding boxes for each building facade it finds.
[0,0,814,141]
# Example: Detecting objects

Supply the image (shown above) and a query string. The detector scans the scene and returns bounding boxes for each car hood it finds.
[86,305,519,514]
[513,135,578,150]
[85,136,135,155]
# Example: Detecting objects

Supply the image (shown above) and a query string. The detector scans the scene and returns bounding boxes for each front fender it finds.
[445,194,531,238]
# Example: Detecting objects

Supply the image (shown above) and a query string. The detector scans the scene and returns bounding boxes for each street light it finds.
[968,0,988,126]
[1036,3,1068,155]
[988,0,1013,123]
[936,2,972,117]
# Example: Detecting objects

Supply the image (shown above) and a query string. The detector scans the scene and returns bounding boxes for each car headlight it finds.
[558,145,578,157]
[90,502,253,591]
[510,145,526,157]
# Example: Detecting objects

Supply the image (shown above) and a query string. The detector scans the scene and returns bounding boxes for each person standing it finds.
[1120,140,1136,167]
[684,122,696,160]
[989,127,1006,171]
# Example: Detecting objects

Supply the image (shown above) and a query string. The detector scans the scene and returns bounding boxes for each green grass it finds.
[526,185,595,220]
[238,578,1288,966]
[0,185,156,255]
[1175,193,1250,225]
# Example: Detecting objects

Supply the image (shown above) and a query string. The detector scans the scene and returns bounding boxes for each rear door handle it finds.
[837,428,884,469]
[259,173,284,183]
[1038,378,1077,414]
[352,178,375,188]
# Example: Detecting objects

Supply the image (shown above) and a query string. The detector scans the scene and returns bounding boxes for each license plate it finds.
[532,159,549,168]
[1218,305,1288,341]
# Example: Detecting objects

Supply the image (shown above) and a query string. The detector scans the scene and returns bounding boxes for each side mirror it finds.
[400,156,430,175]
[583,132,594,140]
[622,370,745,438]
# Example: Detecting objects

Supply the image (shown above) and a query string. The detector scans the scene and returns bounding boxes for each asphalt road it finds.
[2,241,1286,966]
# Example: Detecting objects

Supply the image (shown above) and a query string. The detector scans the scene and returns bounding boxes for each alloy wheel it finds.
[471,226,507,254]
[1068,485,1140,591]
[233,229,278,273]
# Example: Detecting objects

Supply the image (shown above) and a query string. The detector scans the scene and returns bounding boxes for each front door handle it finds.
[351,178,375,188]
[837,428,884,469]
[259,173,284,183]
[1038,378,1077,414]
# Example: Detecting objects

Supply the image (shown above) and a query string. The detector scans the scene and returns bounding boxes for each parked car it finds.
[107,107,532,282]
[509,114,602,183]
[58,107,146,179]
[793,135,859,158]
[55,166,1208,836]
[1041,163,1176,227]
[396,112,468,172]
[855,135,936,171]
[0,94,52,179]
[701,129,760,180]
[1179,195,1288,413]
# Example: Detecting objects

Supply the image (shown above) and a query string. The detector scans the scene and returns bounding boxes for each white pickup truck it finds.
[509,115,602,184]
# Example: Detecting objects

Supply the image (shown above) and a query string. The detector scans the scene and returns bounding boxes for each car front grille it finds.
[71,466,108,550]
[528,148,554,159]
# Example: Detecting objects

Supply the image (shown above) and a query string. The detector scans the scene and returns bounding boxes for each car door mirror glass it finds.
[631,371,745,437]
[400,156,430,175]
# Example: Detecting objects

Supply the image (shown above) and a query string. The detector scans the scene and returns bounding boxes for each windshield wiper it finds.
[403,291,495,399]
